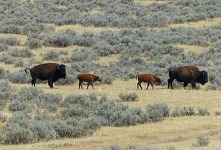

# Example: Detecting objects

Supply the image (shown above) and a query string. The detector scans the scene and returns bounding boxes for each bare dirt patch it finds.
[176,44,207,53]
[135,0,167,5]
[169,18,221,29]
[55,24,122,34]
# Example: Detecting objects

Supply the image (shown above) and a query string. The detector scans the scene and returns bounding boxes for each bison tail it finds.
[25,68,31,74]
[136,75,138,80]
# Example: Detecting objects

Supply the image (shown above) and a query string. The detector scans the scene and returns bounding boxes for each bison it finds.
[25,63,66,88]
[136,74,161,90]
[77,74,101,89]
[168,66,208,89]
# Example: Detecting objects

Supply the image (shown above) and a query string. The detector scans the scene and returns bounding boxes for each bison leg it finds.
[87,82,90,89]
[87,82,94,89]
[183,82,188,89]
[31,78,36,87]
[146,82,154,90]
[79,81,83,89]
[150,83,154,89]
[190,81,196,89]
[48,80,53,88]
[146,83,150,90]
[91,82,94,89]
[47,76,54,88]
[137,81,142,90]
[30,73,37,87]
[168,79,173,89]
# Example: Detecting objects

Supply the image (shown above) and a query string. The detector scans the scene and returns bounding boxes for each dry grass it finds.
[168,17,221,29]
[95,54,120,66]
[1,80,221,150]
[135,0,167,5]
[55,24,122,34]
[12,80,221,113]
[176,44,207,54]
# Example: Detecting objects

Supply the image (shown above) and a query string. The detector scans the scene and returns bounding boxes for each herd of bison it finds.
[25,62,208,90]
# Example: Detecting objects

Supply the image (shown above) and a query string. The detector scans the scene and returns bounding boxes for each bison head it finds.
[94,75,101,82]
[155,77,162,85]
[195,70,208,85]
[58,64,66,79]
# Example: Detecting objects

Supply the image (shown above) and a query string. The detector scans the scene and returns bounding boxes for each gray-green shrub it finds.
[0,53,15,64]
[30,120,57,141]
[42,51,59,61]
[0,43,8,52]
[26,38,43,49]
[215,111,221,116]
[0,80,12,110]
[4,37,20,46]
[146,103,170,122]
[9,71,30,84]
[192,134,210,147]
[14,59,24,67]
[198,107,210,116]
[171,107,195,117]
[9,48,34,58]
[9,101,28,112]
[118,92,138,102]
[0,123,37,144]
[0,114,7,122]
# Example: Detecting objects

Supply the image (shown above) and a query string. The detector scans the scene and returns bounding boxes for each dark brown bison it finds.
[168,66,208,89]
[25,63,66,88]
[136,74,161,90]
[77,74,101,89]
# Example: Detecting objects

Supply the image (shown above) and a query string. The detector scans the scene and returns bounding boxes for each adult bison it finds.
[25,63,66,88]
[167,66,208,89]
[77,74,101,89]
[136,74,161,90]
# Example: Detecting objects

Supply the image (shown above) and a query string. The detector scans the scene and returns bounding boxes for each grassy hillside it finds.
[0,0,221,149]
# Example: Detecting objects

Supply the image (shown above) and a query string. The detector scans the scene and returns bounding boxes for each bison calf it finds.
[25,63,66,88]
[77,74,101,89]
[136,74,161,90]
